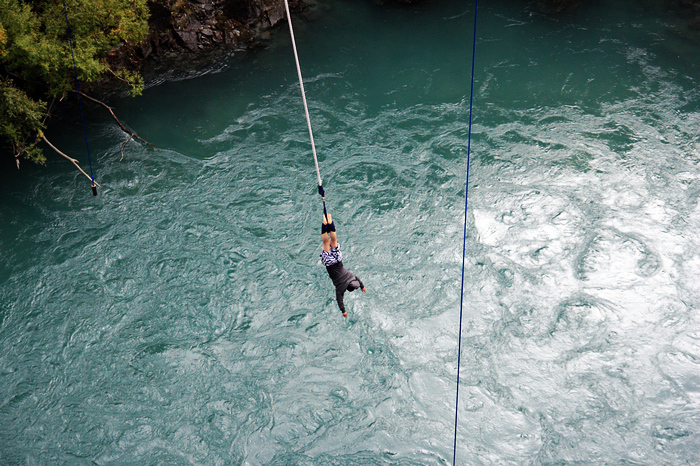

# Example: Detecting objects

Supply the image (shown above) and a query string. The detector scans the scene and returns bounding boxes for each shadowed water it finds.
[1,0,699,463]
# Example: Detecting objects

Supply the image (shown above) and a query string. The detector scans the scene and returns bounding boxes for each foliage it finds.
[0,78,46,163]
[0,23,6,56]
[0,0,149,164]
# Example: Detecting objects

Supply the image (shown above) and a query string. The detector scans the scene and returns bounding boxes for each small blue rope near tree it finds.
[62,0,97,195]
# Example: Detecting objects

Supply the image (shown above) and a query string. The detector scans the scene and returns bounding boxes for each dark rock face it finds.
[146,0,297,55]
[106,0,304,88]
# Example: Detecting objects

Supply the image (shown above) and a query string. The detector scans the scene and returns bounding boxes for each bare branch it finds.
[42,97,57,126]
[41,134,102,187]
[107,68,130,84]
[120,133,134,161]
[72,90,156,150]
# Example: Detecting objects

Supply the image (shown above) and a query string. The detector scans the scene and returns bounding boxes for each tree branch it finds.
[72,90,156,151]
[42,97,57,126]
[41,134,102,187]
[107,68,129,84]
[120,133,133,161]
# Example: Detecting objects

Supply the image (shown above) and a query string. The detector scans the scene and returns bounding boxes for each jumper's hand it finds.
[323,213,333,225]
[361,287,366,293]
[342,312,348,318]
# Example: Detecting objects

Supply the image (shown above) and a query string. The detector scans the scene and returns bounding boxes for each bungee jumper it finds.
[282,0,366,317]
[320,205,366,317]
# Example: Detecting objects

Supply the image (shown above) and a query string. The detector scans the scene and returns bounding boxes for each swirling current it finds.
[1,0,699,463]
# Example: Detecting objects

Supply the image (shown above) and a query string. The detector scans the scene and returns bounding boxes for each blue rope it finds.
[61,0,97,194]
[453,0,478,464]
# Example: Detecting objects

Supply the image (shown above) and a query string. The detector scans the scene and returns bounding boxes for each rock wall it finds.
[107,0,304,88]
[147,0,294,55]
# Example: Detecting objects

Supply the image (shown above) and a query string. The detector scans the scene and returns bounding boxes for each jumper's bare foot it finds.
[323,213,333,225]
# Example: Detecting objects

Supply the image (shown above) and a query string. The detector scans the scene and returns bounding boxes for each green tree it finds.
[0,78,46,164]
[0,0,149,165]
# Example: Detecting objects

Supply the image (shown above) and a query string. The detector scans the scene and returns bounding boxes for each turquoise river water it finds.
[2,0,700,463]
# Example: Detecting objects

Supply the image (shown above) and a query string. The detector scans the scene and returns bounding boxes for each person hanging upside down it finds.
[320,212,366,317]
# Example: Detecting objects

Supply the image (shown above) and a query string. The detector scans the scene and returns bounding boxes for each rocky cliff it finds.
[106,0,305,88]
